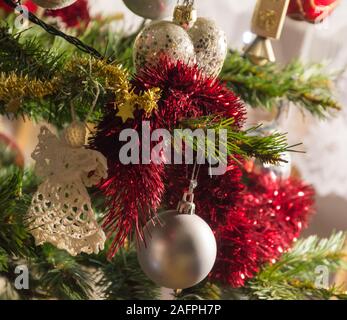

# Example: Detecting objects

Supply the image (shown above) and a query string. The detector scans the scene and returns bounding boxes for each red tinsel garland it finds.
[91,58,246,258]
[210,172,315,287]
[133,58,246,130]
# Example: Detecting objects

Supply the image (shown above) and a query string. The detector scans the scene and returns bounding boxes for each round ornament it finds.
[63,121,87,148]
[188,18,228,78]
[133,20,195,71]
[32,0,77,10]
[133,6,227,78]
[137,210,217,289]
[287,0,340,23]
[122,0,176,20]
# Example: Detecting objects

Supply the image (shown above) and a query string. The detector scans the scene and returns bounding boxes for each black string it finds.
[3,0,110,63]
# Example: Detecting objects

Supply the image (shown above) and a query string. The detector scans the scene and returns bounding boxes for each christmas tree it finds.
[0,0,346,301]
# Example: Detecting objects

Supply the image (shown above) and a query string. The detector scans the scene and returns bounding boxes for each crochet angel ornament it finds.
[27,123,107,256]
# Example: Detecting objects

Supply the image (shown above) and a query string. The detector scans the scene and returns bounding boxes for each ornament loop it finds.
[177,164,199,215]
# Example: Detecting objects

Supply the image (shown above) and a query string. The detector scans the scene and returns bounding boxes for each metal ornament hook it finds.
[177,165,199,215]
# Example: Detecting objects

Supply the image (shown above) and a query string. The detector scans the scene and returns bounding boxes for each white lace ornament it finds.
[27,125,108,256]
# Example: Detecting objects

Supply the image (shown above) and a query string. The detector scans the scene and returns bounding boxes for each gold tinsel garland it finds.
[0,72,58,112]
[0,58,160,119]
[66,58,161,121]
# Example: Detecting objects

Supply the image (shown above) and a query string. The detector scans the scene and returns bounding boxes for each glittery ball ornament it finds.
[287,0,340,23]
[137,210,217,289]
[134,21,195,72]
[188,18,228,78]
[122,0,176,20]
[32,0,77,10]
[133,5,227,78]
[63,121,87,148]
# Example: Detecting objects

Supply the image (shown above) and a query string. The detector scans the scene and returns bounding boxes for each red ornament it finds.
[287,0,341,23]
[0,0,37,14]
[91,58,246,258]
[45,0,90,28]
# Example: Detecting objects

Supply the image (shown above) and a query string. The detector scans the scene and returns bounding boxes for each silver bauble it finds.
[122,0,176,20]
[133,21,195,70]
[32,0,77,10]
[137,210,217,289]
[188,18,228,78]
[133,18,227,78]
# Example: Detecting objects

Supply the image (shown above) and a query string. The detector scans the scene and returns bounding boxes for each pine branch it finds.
[0,27,159,127]
[0,169,33,258]
[175,280,222,300]
[220,51,341,118]
[30,245,93,300]
[246,232,347,300]
[177,233,347,301]
[93,246,161,300]
[0,25,63,79]
[179,116,302,165]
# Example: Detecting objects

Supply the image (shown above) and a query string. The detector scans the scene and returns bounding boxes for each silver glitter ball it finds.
[188,18,228,78]
[133,20,195,70]
[123,0,176,20]
[134,18,227,78]
[137,210,217,289]
[32,0,77,10]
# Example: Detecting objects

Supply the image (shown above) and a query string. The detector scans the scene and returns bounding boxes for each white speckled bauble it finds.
[133,5,227,78]
[122,0,176,20]
[188,18,228,78]
[133,20,196,70]
[137,210,217,289]
[32,0,77,10]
